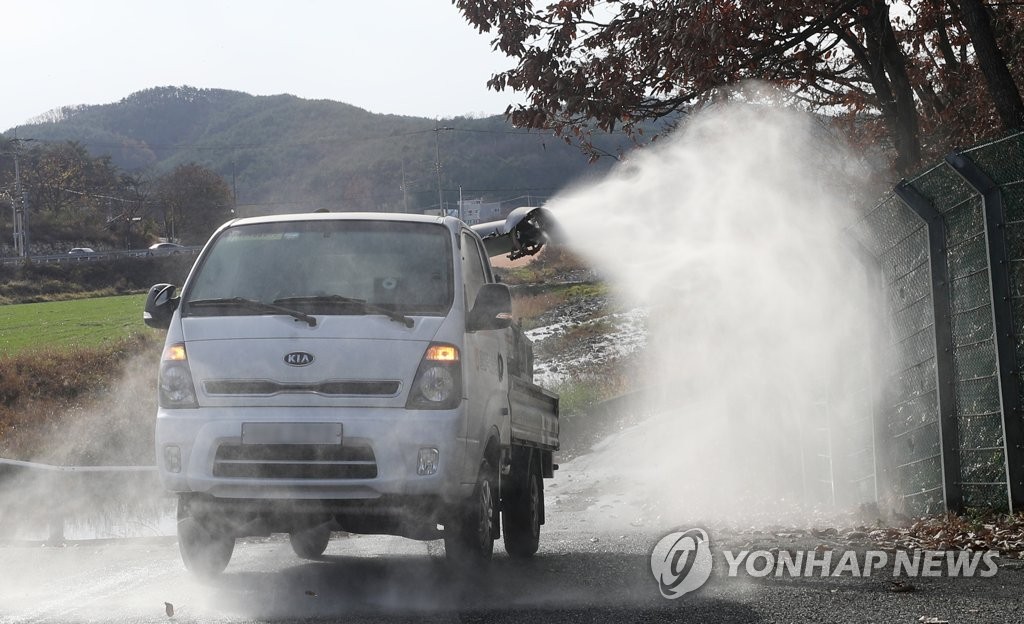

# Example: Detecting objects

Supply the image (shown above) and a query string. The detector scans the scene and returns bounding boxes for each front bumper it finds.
[156,405,470,504]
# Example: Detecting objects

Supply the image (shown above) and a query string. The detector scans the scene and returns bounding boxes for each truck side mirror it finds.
[144,283,179,329]
[467,283,513,332]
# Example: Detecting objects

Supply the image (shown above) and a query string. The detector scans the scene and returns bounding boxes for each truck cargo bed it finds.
[509,376,559,451]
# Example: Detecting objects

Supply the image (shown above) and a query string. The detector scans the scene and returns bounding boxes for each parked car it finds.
[149,242,184,254]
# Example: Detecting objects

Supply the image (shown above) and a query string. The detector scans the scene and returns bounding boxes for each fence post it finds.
[893,180,963,512]
[47,512,66,546]
[945,151,1024,512]
[841,236,889,508]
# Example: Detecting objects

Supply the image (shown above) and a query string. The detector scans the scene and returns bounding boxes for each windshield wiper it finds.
[188,297,317,327]
[273,295,414,328]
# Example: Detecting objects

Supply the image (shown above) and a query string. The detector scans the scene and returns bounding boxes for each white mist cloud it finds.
[551,98,882,524]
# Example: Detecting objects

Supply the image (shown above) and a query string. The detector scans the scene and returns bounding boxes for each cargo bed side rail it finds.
[509,376,559,451]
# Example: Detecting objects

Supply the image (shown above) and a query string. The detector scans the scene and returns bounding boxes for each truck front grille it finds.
[213,444,377,479]
[204,380,400,396]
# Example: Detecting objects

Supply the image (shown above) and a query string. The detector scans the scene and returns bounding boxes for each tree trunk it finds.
[957,0,1024,131]
[854,0,924,173]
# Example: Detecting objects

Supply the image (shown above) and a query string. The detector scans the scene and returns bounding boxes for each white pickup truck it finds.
[144,209,559,575]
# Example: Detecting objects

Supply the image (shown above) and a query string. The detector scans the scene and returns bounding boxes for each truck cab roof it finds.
[223,212,462,235]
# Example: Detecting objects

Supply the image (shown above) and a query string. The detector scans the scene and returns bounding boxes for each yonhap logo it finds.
[649,527,999,599]
[284,351,315,366]
[650,528,714,598]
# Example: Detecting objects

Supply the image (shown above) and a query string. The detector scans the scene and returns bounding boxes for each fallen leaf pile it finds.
[724,510,1024,557]
[857,512,1024,557]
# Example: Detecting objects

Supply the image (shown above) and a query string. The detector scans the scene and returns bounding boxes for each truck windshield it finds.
[183,220,454,317]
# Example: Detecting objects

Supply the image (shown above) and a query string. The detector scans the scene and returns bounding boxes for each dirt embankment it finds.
[497,249,648,461]
[0,334,160,465]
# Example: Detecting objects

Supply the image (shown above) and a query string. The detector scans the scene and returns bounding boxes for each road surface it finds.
[2,463,1023,623]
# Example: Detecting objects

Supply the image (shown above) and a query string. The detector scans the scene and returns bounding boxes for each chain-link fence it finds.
[782,296,881,512]
[848,131,1024,515]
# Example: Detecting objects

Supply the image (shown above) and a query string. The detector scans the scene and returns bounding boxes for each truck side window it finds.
[462,232,487,309]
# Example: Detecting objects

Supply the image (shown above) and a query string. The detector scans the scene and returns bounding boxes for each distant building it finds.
[423,198,513,224]
[458,198,504,225]
[424,203,463,219]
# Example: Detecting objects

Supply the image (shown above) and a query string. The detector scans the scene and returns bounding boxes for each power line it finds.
[452,187,559,193]
[54,186,139,204]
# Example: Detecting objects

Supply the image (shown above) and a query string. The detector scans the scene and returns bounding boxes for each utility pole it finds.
[401,158,409,213]
[7,137,33,257]
[12,144,22,256]
[433,124,453,216]
[0,184,12,255]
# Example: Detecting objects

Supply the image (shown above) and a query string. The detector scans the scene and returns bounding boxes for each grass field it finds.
[0,294,154,356]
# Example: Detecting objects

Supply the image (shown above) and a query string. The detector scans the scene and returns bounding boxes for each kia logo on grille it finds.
[284,351,314,366]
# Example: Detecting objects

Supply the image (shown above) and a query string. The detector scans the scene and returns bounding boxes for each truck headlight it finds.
[158,343,198,409]
[418,366,456,402]
[406,343,462,410]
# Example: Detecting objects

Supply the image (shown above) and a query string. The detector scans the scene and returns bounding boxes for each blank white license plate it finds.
[241,423,342,445]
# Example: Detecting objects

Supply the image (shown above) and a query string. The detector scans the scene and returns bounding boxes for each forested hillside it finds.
[4,86,623,215]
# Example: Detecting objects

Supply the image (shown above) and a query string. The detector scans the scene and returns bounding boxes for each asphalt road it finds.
[1,468,1023,623]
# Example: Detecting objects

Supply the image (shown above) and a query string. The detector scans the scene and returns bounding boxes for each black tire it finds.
[503,452,542,558]
[176,498,235,577]
[289,524,331,559]
[444,461,498,564]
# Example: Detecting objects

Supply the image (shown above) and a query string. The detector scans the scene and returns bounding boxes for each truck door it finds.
[461,230,507,483]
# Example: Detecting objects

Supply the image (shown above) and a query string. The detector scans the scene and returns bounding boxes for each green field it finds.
[0,294,154,355]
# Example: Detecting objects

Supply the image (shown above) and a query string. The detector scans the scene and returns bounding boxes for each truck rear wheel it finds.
[289,524,331,559]
[177,498,234,577]
[503,452,542,558]
[444,461,497,564]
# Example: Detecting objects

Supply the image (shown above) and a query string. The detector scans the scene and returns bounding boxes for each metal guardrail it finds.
[0,247,200,265]
[0,458,157,473]
[0,458,161,544]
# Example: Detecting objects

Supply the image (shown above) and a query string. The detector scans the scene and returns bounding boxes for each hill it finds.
[5,86,623,215]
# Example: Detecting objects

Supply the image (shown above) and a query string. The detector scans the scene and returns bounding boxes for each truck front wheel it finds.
[176,498,234,577]
[444,461,497,564]
[289,524,331,559]
[503,451,542,557]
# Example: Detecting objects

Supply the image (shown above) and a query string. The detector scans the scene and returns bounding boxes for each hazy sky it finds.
[2,0,522,131]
